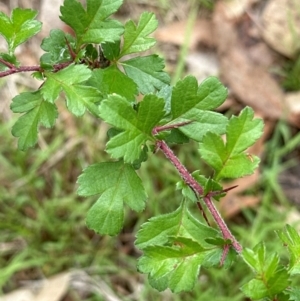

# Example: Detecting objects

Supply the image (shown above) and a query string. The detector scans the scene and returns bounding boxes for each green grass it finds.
[282,55,300,91]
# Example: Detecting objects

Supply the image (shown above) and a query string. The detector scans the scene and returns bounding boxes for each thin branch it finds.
[0,60,73,78]
[52,61,74,72]
[156,140,203,194]
[156,139,242,253]
[0,58,15,69]
[220,244,230,266]
[0,65,41,78]
[204,196,242,252]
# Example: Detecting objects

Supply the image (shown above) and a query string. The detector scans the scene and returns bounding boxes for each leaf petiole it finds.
[152,120,194,135]
[0,57,15,69]
[64,37,76,60]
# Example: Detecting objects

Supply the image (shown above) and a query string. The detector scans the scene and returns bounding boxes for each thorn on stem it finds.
[220,244,230,267]
[207,185,238,198]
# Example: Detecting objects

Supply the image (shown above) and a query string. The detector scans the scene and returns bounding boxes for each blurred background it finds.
[1,0,300,300]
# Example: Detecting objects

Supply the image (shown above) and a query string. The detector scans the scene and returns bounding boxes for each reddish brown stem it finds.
[0,61,73,78]
[156,139,242,253]
[220,244,230,266]
[204,196,242,252]
[0,65,41,77]
[0,58,15,69]
[65,37,76,60]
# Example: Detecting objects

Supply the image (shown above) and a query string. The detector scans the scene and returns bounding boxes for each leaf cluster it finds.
[0,8,42,58]
[199,107,263,181]
[135,200,236,293]
[241,225,300,300]
[3,0,169,150]
[2,0,299,298]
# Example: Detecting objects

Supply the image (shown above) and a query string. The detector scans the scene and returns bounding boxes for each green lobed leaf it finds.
[11,91,58,150]
[287,287,300,301]
[137,207,228,295]
[156,85,172,116]
[240,278,272,300]
[138,243,207,293]
[132,145,149,170]
[164,129,190,145]
[161,76,228,142]
[241,267,289,300]
[179,111,228,142]
[148,274,169,292]
[41,64,101,116]
[202,244,236,269]
[241,243,290,300]
[171,76,227,116]
[277,224,300,275]
[0,8,42,54]
[90,66,138,100]
[267,268,290,297]
[40,29,75,66]
[276,292,291,301]
[199,107,263,180]
[121,55,170,94]
[196,77,228,110]
[11,91,41,113]
[99,94,165,163]
[226,106,264,154]
[135,201,219,250]
[242,243,277,275]
[120,12,158,56]
[60,0,124,47]
[77,161,147,235]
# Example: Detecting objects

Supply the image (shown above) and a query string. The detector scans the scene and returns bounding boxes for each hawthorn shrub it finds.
[0,1,299,299]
